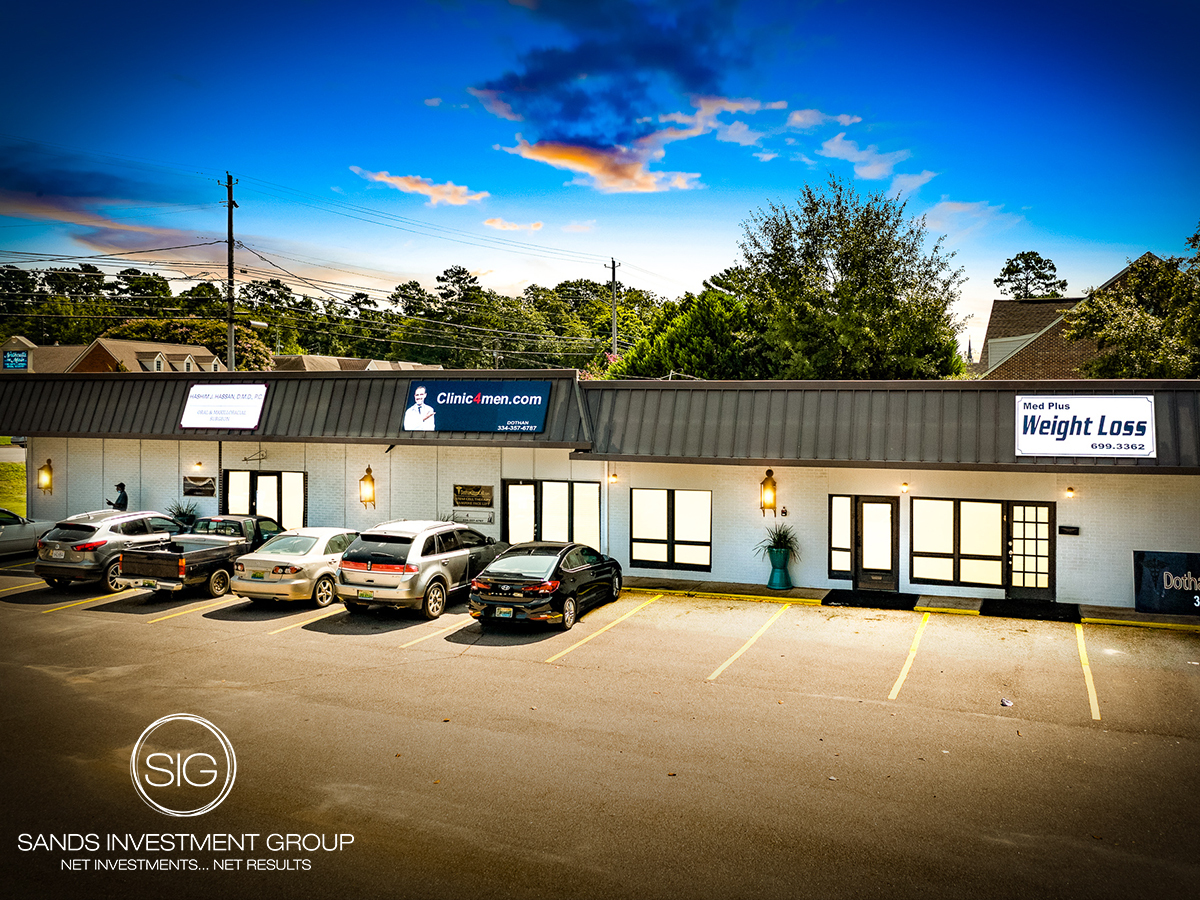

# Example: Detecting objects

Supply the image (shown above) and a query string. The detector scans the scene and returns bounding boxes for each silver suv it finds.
[34,510,185,592]
[337,520,506,618]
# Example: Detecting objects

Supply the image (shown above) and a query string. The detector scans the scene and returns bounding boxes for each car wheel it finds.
[344,601,369,614]
[206,568,231,598]
[43,576,70,589]
[422,581,447,619]
[311,575,336,608]
[559,595,577,631]
[104,560,122,593]
[610,573,622,602]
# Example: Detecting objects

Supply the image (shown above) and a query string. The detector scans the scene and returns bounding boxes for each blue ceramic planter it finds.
[766,547,792,590]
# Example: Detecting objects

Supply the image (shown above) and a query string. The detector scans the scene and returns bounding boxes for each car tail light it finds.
[272,565,302,575]
[470,579,488,592]
[72,540,107,552]
[178,558,186,579]
[234,562,245,572]
[527,580,560,594]
[371,563,418,574]
[340,560,368,571]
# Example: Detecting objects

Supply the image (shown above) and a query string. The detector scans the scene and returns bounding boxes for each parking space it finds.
[3,561,1199,736]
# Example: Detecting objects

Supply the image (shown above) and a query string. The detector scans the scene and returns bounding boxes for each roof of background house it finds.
[971,252,1161,379]
[270,354,442,372]
[70,338,224,373]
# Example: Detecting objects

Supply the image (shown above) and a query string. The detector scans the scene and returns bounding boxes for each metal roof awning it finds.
[0,369,593,449]
[573,379,1200,473]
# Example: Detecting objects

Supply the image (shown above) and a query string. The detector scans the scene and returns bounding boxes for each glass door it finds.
[1005,501,1055,601]
[854,496,899,592]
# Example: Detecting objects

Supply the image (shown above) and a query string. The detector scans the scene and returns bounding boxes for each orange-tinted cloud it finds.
[501,136,698,193]
[350,166,490,206]
[484,217,544,231]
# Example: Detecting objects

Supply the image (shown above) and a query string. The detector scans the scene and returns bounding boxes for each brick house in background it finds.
[972,253,1157,380]
[0,336,227,374]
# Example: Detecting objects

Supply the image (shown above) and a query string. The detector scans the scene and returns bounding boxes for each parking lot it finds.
[3,553,1200,900]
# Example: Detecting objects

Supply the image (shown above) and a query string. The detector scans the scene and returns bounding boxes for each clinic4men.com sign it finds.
[1015,395,1156,458]
[401,381,552,433]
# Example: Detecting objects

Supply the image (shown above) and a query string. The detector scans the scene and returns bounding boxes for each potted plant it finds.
[165,499,198,527]
[755,523,800,590]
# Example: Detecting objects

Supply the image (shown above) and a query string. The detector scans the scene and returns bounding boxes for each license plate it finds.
[357,590,374,599]
[51,549,65,559]
[141,580,156,588]
[495,607,513,618]
[251,571,265,580]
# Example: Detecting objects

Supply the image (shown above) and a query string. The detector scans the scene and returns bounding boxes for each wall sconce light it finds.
[760,469,777,517]
[900,482,909,493]
[36,459,53,495]
[359,465,376,509]
[194,461,203,471]
[1065,486,1075,499]
[608,472,618,484]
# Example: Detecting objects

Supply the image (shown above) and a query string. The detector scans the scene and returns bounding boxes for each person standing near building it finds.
[107,482,128,511]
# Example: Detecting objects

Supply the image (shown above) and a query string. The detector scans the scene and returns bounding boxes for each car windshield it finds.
[485,553,558,580]
[44,524,96,542]
[256,534,317,556]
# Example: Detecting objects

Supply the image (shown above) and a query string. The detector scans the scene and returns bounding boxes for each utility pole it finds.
[609,257,621,358]
[219,172,239,370]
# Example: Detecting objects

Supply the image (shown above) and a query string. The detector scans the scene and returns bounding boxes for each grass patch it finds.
[0,462,27,515]
[0,436,11,445]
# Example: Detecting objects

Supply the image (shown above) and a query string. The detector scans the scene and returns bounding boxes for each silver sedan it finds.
[232,527,358,606]
[0,507,54,555]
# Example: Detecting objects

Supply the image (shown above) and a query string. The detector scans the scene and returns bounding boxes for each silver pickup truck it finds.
[115,515,282,598]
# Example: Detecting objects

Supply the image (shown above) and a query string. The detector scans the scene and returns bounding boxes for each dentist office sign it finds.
[1015,395,1156,458]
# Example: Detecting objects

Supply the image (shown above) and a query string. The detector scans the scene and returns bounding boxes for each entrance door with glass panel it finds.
[854,496,899,592]
[502,480,601,549]
[1005,501,1055,601]
[224,470,306,529]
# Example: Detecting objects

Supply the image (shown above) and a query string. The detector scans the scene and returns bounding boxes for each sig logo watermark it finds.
[130,714,237,818]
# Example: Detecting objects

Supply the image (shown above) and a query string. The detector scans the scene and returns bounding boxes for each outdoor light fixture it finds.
[901,482,909,493]
[760,469,777,517]
[608,472,618,484]
[359,465,376,509]
[36,459,53,495]
[194,461,203,470]
[1066,486,1075,499]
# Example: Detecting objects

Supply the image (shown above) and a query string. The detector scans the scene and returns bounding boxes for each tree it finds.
[608,289,750,379]
[1061,223,1200,378]
[735,174,965,380]
[994,251,1068,298]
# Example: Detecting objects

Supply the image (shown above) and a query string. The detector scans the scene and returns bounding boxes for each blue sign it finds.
[401,381,552,433]
[1133,550,1200,615]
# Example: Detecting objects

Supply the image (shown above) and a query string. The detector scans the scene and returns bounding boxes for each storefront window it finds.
[503,479,600,548]
[630,488,711,571]
[829,495,852,577]
[910,497,1004,587]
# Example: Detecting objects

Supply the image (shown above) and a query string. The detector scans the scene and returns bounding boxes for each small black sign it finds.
[453,484,494,508]
[1133,550,1200,615]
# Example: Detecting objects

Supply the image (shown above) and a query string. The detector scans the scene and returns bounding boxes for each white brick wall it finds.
[22,437,1199,609]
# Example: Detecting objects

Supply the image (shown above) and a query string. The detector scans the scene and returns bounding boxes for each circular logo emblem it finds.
[130,714,236,817]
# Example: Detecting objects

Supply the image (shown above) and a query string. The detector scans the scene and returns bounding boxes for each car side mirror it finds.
[486,536,495,544]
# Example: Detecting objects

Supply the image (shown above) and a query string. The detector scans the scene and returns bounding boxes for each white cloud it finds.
[562,220,596,233]
[890,170,937,195]
[787,109,863,130]
[717,121,764,146]
[923,198,1021,241]
[754,151,778,162]
[817,133,910,179]
[424,97,442,107]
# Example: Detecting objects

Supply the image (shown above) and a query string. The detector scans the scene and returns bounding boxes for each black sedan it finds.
[468,542,622,630]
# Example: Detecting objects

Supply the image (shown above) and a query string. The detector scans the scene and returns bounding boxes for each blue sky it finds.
[2,0,1197,356]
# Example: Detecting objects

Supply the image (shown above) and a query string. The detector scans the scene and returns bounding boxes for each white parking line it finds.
[706,603,791,681]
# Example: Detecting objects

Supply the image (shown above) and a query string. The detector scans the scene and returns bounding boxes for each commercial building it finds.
[2,369,1197,613]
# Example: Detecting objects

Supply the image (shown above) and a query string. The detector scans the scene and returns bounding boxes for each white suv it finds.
[336,520,506,618]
